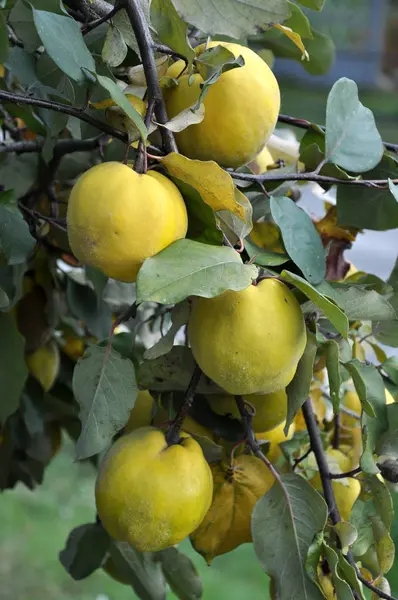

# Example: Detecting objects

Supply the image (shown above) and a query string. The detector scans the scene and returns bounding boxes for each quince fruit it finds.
[256,420,295,463]
[249,221,285,254]
[164,41,280,168]
[96,427,213,552]
[207,389,287,433]
[25,340,60,392]
[67,162,188,282]
[124,390,155,433]
[188,278,306,395]
[190,454,275,563]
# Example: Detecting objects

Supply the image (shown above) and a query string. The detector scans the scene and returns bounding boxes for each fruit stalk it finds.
[125,0,178,156]
[166,364,202,446]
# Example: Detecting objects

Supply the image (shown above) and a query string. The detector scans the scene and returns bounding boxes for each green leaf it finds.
[0,312,27,423]
[66,278,112,340]
[285,330,317,433]
[0,153,39,198]
[151,0,194,65]
[252,27,335,76]
[170,177,223,246]
[325,339,341,412]
[337,156,398,231]
[382,357,398,386]
[295,0,325,9]
[252,473,327,600]
[137,345,219,394]
[325,78,383,173]
[271,196,325,284]
[344,360,388,474]
[32,9,95,84]
[334,522,358,554]
[280,271,348,337]
[300,143,354,180]
[9,0,41,52]
[59,523,110,580]
[171,0,289,38]
[373,294,398,347]
[136,239,257,305]
[387,256,398,290]
[0,263,26,310]
[245,238,290,267]
[0,10,9,63]
[96,74,147,140]
[388,179,398,202]
[102,23,127,68]
[73,345,137,460]
[144,302,190,361]
[156,547,203,600]
[110,541,166,600]
[0,286,9,310]
[321,542,356,600]
[112,9,139,56]
[0,193,36,265]
[315,281,397,322]
[285,2,312,38]
[85,267,108,300]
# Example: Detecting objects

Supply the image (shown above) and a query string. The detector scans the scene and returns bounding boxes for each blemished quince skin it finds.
[188,278,306,395]
[25,340,60,392]
[190,454,275,563]
[310,448,361,522]
[95,427,213,552]
[207,389,287,433]
[67,162,188,282]
[164,41,280,168]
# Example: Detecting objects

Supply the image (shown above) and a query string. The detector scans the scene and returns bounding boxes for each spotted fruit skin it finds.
[188,278,306,395]
[95,427,213,552]
[164,42,280,168]
[67,163,187,282]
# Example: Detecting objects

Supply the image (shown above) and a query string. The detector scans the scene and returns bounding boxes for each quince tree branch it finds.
[166,364,202,446]
[125,0,177,156]
[302,398,397,600]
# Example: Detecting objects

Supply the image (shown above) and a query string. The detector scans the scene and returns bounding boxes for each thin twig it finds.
[0,90,128,143]
[230,169,398,189]
[0,135,106,156]
[166,364,202,445]
[292,446,313,471]
[278,114,398,154]
[329,467,362,480]
[152,43,189,65]
[125,0,177,154]
[81,3,121,34]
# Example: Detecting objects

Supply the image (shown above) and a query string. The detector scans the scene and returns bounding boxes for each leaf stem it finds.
[125,0,177,155]
[328,467,362,480]
[165,364,202,446]
[81,4,122,34]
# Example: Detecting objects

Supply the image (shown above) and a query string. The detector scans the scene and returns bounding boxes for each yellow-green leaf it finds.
[274,24,309,60]
[162,153,247,222]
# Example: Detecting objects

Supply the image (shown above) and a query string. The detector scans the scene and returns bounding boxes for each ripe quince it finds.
[164,41,280,168]
[67,162,188,282]
[25,340,60,392]
[96,427,213,552]
[188,278,306,395]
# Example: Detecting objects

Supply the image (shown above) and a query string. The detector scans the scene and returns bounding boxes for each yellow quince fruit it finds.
[249,221,285,253]
[256,420,295,463]
[25,340,60,392]
[67,162,188,282]
[190,454,275,563]
[207,389,287,433]
[188,278,306,395]
[164,41,280,168]
[95,427,213,552]
[124,390,155,433]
